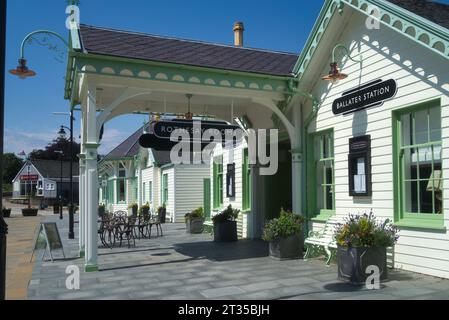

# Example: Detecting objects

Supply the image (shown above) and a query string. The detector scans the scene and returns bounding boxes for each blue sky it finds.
[4,0,449,155]
[4,0,325,155]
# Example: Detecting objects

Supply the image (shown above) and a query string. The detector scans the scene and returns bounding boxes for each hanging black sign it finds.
[152,120,242,141]
[139,134,210,151]
[333,79,397,115]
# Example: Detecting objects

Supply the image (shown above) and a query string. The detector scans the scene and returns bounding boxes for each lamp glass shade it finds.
[9,59,36,79]
[322,62,348,83]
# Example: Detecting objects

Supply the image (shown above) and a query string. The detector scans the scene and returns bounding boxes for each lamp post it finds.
[57,121,75,239]
[55,150,64,220]
[0,0,7,301]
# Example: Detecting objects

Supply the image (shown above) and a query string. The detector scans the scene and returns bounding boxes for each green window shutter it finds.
[213,161,218,209]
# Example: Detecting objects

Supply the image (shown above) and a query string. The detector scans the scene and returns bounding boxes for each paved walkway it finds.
[4,207,42,300]
[26,215,449,300]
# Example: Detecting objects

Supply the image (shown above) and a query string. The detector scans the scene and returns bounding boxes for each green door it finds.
[203,178,211,220]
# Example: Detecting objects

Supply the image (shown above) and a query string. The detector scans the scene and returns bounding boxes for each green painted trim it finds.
[84,264,99,273]
[72,52,293,81]
[392,97,443,225]
[293,0,449,81]
[160,163,175,170]
[394,220,446,231]
[306,129,335,219]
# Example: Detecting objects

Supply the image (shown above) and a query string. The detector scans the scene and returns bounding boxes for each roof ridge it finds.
[79,24,299,57]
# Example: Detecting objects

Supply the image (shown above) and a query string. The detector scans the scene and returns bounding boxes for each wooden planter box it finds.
[214,221,238,242]
[269,234,303,260]
[2,209,11,218]
[186,218,205,234]
[22,208,39,217]
[337,246,388,284]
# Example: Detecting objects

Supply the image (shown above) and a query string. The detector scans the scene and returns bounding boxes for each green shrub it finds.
[185,207,204,222]
[212,205,240,224]
[262,209,305,242]
[335,212,399,248]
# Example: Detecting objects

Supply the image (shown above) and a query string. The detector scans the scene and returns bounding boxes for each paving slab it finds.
[21,215,449,300]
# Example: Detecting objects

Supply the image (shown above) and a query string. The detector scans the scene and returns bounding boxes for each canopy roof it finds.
[78,24,299,77]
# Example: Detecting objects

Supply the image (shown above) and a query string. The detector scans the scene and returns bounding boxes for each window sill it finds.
[394,220,446,231]
[310,212,335,223]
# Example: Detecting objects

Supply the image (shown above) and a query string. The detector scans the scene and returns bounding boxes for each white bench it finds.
[304,216,342,266]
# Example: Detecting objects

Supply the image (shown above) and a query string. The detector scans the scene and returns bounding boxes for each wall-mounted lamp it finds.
[322,44,363,84]
[9,58,36,79]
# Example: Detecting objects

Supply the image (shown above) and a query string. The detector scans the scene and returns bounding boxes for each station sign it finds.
[333,79,397,115]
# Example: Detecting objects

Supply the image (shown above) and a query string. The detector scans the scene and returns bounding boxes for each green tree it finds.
[2,153,24,185]
[29,136,81,162]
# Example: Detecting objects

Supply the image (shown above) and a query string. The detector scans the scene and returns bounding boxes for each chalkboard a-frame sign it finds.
[30,222,65,262]
[333,79,397,115]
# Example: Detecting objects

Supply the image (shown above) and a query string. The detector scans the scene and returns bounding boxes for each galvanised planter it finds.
[337,245,388,285]
[213,221,238,242]
[186,218,205,234]
[269,234,303,260]
[22,208,39,217]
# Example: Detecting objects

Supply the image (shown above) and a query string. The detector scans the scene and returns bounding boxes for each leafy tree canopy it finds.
[29,136,81,162]
[2,153,24,184]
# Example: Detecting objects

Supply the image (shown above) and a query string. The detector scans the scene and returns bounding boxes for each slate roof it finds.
[32,159,80,179]
[102,125,172,166]
[78,24,299,77]
[387,0,449,30]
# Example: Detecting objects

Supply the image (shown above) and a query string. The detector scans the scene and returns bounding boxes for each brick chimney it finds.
[233,22,244,47]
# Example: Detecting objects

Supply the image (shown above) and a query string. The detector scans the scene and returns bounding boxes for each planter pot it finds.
[214,221,238,242]
[2,209,11,218]
[158,208,167,223]
[141,207,150,216]
[269,234,303,260]
[22,208,39,217]
[186,218,205,234]
[129,207,138,217]
[337,245,388,285]
[98,207,106,217]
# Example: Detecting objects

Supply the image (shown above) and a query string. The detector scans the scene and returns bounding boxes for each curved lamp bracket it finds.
[331,44,363,64]
[20,30,69,59]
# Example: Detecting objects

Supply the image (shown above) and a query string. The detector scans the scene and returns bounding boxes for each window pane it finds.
[414,109,428,144]
[404,180,419,213]
[119,180,125,202]
[326,185,334,210]
[429,106,441,141]
[401,114,412,146]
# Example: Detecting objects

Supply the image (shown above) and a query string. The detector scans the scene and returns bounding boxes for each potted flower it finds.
[212,205,240,242]
[98,203,106,217]
[185,207,205,234]
[2,206,12,218]
[128,203,138,217]
[335,212,399,284]
[139,202,150,217]
[263,209,305,260]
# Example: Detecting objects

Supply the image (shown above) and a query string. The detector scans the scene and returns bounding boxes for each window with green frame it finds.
[213,155,224,209]
[307,130,335,219]
[107,179,114,204]
[393,99,443,229]
[149,181,153,203]
[117,164,126,204]
[142,182,146,203]
[242,148,251,210]
[162,174,169,205]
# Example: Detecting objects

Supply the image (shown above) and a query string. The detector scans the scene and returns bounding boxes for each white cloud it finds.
[4,128,57,155]
[98,128,130,155]
[4,127,131,157]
